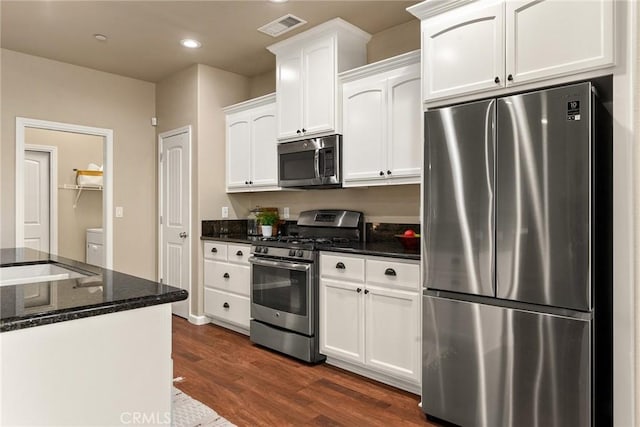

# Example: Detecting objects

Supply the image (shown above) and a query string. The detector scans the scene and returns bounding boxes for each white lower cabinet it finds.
[319,252,420,393]
[203,241,251,334]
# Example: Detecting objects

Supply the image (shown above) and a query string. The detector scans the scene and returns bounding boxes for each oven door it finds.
[249,256,314,336]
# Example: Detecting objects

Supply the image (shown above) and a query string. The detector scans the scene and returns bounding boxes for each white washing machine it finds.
[86,228,104,267]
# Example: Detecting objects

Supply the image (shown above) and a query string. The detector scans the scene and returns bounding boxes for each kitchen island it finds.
[0,248,187,426]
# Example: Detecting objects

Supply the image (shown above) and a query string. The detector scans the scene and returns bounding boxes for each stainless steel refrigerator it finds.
[422,82,612,426]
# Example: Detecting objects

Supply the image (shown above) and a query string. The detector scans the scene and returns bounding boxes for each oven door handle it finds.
[249,257,311,272]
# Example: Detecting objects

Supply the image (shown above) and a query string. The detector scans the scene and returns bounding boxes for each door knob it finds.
[179,232,188,238]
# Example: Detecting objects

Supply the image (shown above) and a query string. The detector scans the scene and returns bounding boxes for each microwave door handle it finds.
[314,150,320,180]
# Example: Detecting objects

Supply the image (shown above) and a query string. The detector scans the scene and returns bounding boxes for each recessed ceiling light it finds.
[180,39,202,49]
[269,0,289,3]
[93,34,108,41]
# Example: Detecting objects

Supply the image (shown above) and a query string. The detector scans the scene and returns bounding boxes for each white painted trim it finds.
[325,357,420,395]
[24,144,58,255]
[222,92,276,114]
[407,0,477,20]
[188,314,210,326]
[267,17,371,54]
[158,125,193,319]
[15,117,113,269]
[338,50,420,83]
[612,1,637,425]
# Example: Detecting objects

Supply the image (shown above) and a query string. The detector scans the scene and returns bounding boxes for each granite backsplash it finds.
[202,219,420,243]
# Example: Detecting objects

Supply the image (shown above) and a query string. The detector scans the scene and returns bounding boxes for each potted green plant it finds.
[257,210,279,237]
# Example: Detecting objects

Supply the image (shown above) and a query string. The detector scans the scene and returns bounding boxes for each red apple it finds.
[403,229,416,237]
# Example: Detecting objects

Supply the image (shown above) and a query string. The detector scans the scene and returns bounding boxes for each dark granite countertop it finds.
[0,248,188,332]
[200,234,420,261]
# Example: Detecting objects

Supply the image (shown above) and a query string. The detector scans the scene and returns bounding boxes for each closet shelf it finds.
[60,184,103,191]
[59,184,102,208]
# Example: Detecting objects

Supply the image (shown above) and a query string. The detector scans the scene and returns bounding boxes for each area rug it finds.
[172,387,236,427]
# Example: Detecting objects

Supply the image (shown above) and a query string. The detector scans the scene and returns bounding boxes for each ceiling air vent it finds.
[258,14,307,37]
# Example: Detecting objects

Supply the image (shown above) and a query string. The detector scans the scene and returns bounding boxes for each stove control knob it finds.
[263,247,269,254]
[289,249,296,256]
[296,250,304,257]
[255,246,263,253]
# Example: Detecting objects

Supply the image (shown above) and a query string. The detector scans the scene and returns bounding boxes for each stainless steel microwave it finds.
[277,135,341,189]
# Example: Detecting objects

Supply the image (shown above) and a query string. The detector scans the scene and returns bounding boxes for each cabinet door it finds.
[319,278,364,364]
[342,77,387,185]
[276,49,303,140]
[423,1,505,101]
[226,114,252,190]
[250,106,278,188]
[387,66,422,182]
[506,0,614,85]
[365,285,420,382]
[303,36,336,136]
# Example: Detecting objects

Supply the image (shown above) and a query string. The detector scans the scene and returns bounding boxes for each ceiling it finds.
[1,1,419,83]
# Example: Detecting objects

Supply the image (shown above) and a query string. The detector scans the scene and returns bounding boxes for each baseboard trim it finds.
[188,314,209,326]
[325,357,421,395]
[209,318,250,336]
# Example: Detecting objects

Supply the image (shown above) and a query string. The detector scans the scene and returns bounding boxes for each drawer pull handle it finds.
[356,287,362,293]
[236,250,243,256]
[223,302,229,309]
[364,289,370,295]
[384,268,397,277]
[335,262,346,270]
[211,248,217,253]
[223,273,230,279]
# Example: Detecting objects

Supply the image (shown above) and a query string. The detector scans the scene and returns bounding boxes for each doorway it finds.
[15,117,113,269]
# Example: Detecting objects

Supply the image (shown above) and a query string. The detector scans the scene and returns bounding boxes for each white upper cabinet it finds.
[224,94,279,192]
[340,51,421,187]
[268,18,371,142]
[409,0,615,102]
[275,49,304,140]
[422,1,505,101]
[506,0,614,85]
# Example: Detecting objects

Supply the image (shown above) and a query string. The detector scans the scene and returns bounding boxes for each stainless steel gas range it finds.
[248,209,363,363]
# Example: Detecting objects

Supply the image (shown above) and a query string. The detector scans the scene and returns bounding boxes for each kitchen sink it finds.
[0,263,91,286]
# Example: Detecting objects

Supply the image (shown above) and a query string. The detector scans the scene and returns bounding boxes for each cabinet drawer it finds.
[204,261,250,296]
[366,258,420,291]
[227,244,251,265]
[204,242,227,260]
[320,253,365,282]
[204,288,250,329]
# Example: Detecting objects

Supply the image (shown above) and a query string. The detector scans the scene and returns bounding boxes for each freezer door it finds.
[422,295,591,427]
[424,100,495,296]
[496,83,591,311]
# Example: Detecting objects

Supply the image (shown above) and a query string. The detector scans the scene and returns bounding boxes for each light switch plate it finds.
[222,206,229,218]
[115,206,124,218]
[283,207,290,219]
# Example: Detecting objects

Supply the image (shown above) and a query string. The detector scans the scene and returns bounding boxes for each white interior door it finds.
[160,128,191,319]
[23,150,50,253]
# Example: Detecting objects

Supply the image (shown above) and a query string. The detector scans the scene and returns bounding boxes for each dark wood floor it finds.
[172,316,438,426]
